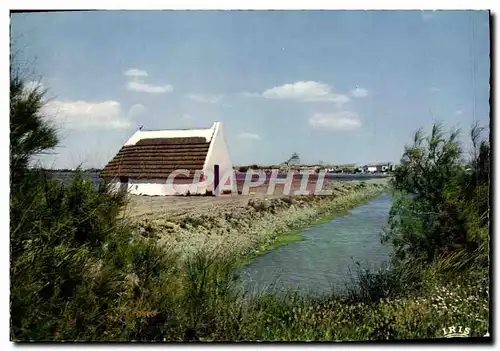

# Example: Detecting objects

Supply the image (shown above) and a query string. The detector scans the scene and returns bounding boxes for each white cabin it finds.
[101,122,234,196]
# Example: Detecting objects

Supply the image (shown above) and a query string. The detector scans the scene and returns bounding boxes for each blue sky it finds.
[11,10,490,168]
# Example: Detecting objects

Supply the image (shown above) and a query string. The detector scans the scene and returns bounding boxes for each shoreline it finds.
[237,188,389,268]
[129,179,389,264]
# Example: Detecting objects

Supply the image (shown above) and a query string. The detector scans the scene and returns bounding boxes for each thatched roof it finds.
[101,137,210,180]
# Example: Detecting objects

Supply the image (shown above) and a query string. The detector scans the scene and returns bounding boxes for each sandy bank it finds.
[127,179,389,261]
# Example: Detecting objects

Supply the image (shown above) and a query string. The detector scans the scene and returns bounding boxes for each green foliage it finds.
[10,73,58,189]
[9,68,176,341]
[9,168,174,340]
[385,122,490,267]
[344,261,424,304]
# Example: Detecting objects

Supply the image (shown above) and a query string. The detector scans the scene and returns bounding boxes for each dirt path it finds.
[124,179,326,219]
[124,179,388,219]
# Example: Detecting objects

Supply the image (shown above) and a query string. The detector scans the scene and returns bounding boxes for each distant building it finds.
[366,166,378,173]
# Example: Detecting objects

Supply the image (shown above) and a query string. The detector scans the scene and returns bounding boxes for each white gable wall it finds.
[203,122,235,194]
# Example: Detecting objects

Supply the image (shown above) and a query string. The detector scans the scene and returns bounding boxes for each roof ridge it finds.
[138,126,213,132]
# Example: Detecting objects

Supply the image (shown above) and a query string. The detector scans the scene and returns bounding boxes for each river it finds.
[238,192,392,297]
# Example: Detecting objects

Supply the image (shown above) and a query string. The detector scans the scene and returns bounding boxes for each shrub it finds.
[386,123,489,267]
[343,261,424,304]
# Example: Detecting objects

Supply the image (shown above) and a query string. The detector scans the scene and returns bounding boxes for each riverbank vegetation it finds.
[10,69,489,341]
[130,179,387,263]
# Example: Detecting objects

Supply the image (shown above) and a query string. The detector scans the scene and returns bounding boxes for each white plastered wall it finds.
[109,178,209,196]
[127,179,207,196]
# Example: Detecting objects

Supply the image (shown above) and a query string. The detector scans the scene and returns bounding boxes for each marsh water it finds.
[239,193,393,297]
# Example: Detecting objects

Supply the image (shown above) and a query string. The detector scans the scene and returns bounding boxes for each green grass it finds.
[272,233,303,247]
[258,232,304,254]
[240,232,304,266]
[171,256,489,341]
[311,210,347,225]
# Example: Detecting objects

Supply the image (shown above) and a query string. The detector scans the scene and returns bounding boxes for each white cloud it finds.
[238,132,261,140]
[127,80,173,93]
[124,68,148,77]
[350,87,369,98]
[455,109,464,115]
[308,111,362,131]
[429,87,441,92]
[43,100,139,130]
[261,81,350,105]
[187,94,224,104]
